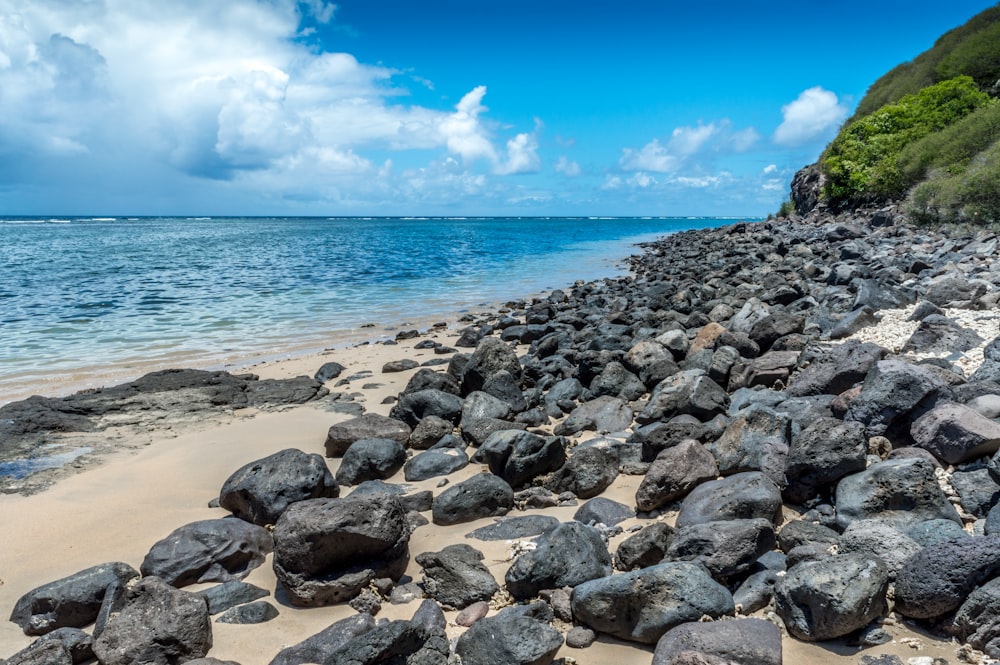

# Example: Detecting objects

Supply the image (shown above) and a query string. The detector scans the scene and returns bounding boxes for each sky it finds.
[1,1,998,217]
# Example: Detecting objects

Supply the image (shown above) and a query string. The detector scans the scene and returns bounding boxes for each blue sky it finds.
[1,1,997,217]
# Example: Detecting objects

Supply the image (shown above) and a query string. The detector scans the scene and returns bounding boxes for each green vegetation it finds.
[821,77,992,208]
[805,4,1000,225]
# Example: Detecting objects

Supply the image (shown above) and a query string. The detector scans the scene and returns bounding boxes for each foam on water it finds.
[0,216,750,402]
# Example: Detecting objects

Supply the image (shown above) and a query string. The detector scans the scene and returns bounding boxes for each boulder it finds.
[777,520,840,553]
[733,570,780,614]
[775,553,888,641]
[844,359,950,440]
[783,417,867,505]
[894,534,1000,619]
[554,396,633,436]
[272,495,410,606]
[505,521,612,599]
[140,518,273,587]
[590,361,647,401]
[951,577,1000,656]
[675,472,783,529]
[219,448,339,526]
[215,601,279,625]
[785,340,887,397]
[636,440,718,511]
[92,577,212,665]
[667,518,776,580]
[837,520,923,579]
[465,515,560,541]
[389,389,464,427]
[196,581,269,615]
[623,339,681,388]
[834,457,961,529]
[573,496,635,526]
[652,618,782,665]
[616,523,675,571]
[325,414,411,457]
[408,415,453,449]
[416,544,499,609]
[454,603,562,665]
[314,361,346,383]
[4,628,93,665]
[901,314,984,354]
[571,562,734,644]
[952,468,1000,518]
[910,402,1000,465]
[460,391,513,428]
[461,337,523,396]
[431,473,514,526]
[478,430,566,488]
[707,404,790,485]
[9,562,138,636]
[402,447,469,482]
[335,438,407,486]
[637,370,729,424]
[324,600,449,665]
[267,614,376,665]
[544,445,619,499]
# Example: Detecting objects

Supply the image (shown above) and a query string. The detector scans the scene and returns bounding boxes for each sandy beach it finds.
[2,309,995,664]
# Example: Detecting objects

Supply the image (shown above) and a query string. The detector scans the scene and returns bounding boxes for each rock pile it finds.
[5,208,1000,664]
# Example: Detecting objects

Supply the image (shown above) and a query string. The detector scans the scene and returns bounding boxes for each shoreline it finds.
[2,210,1000,665]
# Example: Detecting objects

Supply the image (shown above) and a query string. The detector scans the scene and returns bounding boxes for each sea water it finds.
[0,216,747,402]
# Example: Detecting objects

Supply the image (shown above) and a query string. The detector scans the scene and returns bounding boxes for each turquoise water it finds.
[0,216,744,400]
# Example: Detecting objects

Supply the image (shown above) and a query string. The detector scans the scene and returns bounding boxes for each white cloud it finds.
[555,156,581,176]
[763,164,777,174]
[773,86,849,146]
[620,120,758,173]
[762,179,784,191]
[0,0,539,210]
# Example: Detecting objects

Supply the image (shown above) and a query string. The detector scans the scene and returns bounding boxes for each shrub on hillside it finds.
[896,100,1000,186]
[907,139,1000,226]
[821,76,991,208]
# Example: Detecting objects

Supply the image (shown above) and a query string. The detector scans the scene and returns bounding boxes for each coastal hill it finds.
[789,4,1000,225]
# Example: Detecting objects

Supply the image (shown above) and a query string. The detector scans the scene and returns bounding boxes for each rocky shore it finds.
[3,208,1000,665]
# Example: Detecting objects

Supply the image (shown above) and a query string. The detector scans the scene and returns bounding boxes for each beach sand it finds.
[0,321,988,664]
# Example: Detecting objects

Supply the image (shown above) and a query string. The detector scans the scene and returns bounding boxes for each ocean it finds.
[0,216,747,403]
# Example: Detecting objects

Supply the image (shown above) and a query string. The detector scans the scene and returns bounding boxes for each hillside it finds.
[790,4,1000,225]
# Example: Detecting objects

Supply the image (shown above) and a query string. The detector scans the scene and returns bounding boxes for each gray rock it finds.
[652,618,782,665]
[465,515,560,541]
[834,457,961,529]
[408,415,453,449]
[894,534,1000,619]
[951,576,1000,655]
[910,402,1000,464]
[462,416,527,446]
[416,544,499,609]
[615,523,675,571]
[482,369,528,412]
[382,359,419,373]
[403,447,469,482]
[554,395,634,435]
[571,561,734,644]
[675,472,783,529]
[783,417,867,505]
[431,473,514,526]
[777,520,840,553]
[667,518,776,580]
[829,306,879,339]
[905,518,970,546]
[461,337,523,397]
[478,430,566,488]
[775,553,889,641]
[707,404,789,485]
[267,614,376,665]
[565,626,597,649]
[390,389,464,427]
[623,339,680,389]
[837,520,923,579]
[573,496,634,526]
[220,448,339,526]
[590,361,647,401]
[9,562,139,636]
[272,495,409,607]
[901,314,984,355]
[403,368,461,397]
[844,359,950,440]
[324,601,449,665]
[637,370,729,424]
[315,361,346,383]
[460,391,513,429]
[454,602,562,665]
[92,577,212,665]
[505,521,612,599]
[543,377,584,417]
[951,468,1000,518]
[455,601,490,627]
[733,570,780,614]
[197,581,269,615]
[791,337,890,399]
[325,413,411,457]
[544,445,619,499]
[215,600,278,624]
[635,439,719,511]
[140,518,273,587]
[5,628,92,665]
[335,438,407,486]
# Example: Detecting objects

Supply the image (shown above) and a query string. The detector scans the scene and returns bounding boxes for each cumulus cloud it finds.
[620,119,758,173]
[0,0,538,211]
[773,86,849,146]
[555,156,581,176]
[763,164,777,174]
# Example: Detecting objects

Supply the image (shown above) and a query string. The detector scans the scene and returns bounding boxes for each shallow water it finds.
[0,216,748,401]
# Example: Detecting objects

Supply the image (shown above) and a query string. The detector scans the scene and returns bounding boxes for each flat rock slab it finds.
[465,515,560,541]
[652,618,782,665]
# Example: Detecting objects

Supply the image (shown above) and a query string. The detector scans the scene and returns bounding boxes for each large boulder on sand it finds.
[431,473,514,526]
[324,414,411,457]
[505,521,612,600]
[272,495,410,607]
